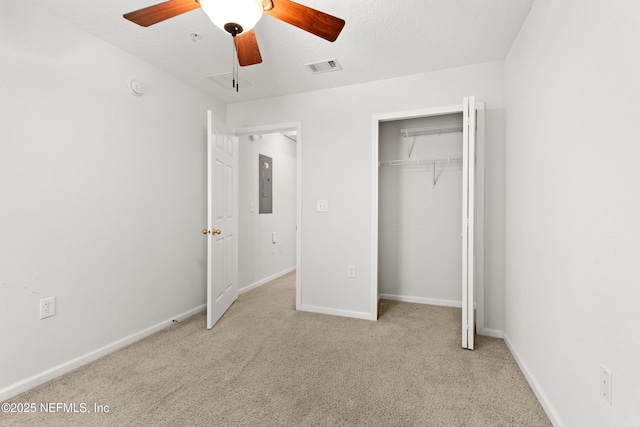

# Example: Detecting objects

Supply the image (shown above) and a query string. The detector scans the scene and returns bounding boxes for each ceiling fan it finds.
[123,0,346,67]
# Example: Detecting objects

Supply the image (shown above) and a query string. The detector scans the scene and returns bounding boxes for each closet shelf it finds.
[378,157,462,167]
[400,124,463,138]
[379,157,463,188]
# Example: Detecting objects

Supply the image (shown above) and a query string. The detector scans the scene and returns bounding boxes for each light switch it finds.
[347,265,356,278]
[317,200,329,212]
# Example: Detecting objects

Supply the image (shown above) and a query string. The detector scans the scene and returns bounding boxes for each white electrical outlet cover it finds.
[317,200,329,212]
[600,365,612,405]
[40,296,56,319]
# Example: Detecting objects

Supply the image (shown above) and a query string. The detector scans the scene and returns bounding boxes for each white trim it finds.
[371,118,380,318]
[233,121,302,311]
[372,101,486,349]
[299,304,377,321]
[504,333,564,427]
[462,97,470,348]
[474,102,486,339]
[478,327,503,339]
[238,266,296,295]
[380,293,461,308]
[372,105,467,321]
[374,104,464,123]
[233,122,301,136]
[296,124,302,311]
[0,304,206,402]
[379,294,503,338]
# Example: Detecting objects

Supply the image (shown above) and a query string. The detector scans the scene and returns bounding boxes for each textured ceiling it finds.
[33,0,535,104]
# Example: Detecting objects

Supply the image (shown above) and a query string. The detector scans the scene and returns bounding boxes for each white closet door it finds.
[206,110,239,330]
[462,96,476,349]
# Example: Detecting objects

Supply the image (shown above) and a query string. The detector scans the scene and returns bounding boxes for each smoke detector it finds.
[305,58,342,74]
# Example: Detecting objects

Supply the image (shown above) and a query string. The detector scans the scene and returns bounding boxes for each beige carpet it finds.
[2,272,550,426]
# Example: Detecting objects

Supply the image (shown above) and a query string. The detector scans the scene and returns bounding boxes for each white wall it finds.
[238,133,296,291]
[378,115,463,306]
[227,62,505,324]
[504,1,640,425]
[0,2,224,399]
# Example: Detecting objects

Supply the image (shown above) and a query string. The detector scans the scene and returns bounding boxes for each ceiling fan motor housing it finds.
[200,0,264,34]
[224,22,243,36]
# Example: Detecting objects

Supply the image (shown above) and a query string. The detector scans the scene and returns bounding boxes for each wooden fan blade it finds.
[265,0,345,42]
[236,30,263,66]
[123,0,200,27]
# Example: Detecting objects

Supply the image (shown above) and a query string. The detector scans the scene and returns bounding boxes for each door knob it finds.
[202,228,221,235]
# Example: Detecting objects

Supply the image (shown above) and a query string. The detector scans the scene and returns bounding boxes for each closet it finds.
[374,98,481,349]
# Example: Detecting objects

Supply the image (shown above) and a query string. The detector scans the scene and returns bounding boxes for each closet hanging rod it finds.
[378,157,463,167]
[400,124,463,138]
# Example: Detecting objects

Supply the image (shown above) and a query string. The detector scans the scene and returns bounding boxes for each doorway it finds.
[371,100,485,348]
[234,122,302,309]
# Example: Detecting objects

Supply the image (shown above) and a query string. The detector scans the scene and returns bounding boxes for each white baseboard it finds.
[478,327,504,338]
[238,266,296,295]
[299,304,376,321]
[379,293,462,308]
[503,333,563,427]
[0,304,206,403]
[379,294,504,338]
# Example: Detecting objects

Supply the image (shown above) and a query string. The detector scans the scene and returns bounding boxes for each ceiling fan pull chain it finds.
[233,36,239,92]
[231,37,236,90]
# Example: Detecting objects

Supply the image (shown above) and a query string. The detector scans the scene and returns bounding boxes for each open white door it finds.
[462,96,476,349]
[206,110,238,329]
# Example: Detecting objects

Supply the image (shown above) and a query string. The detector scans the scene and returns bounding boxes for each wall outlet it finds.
[317,200,329,212]
[600,365,612,405]
[40,296,56,319]
[347,265,356,278]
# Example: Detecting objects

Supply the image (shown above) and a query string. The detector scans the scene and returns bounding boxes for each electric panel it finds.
[259,154,272,214]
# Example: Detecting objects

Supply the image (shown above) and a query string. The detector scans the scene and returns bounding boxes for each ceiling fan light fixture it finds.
[200,0,264,35]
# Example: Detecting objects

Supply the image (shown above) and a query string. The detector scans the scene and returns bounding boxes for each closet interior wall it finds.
[378,113,464,307]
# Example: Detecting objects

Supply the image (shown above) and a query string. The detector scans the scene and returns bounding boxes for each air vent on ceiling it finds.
[206,73,252,90]
[305,58,342,74]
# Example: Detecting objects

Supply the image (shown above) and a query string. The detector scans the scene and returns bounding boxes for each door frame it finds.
[462,96,476,349]
[233,121,302,309]
[371,102,486,337]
